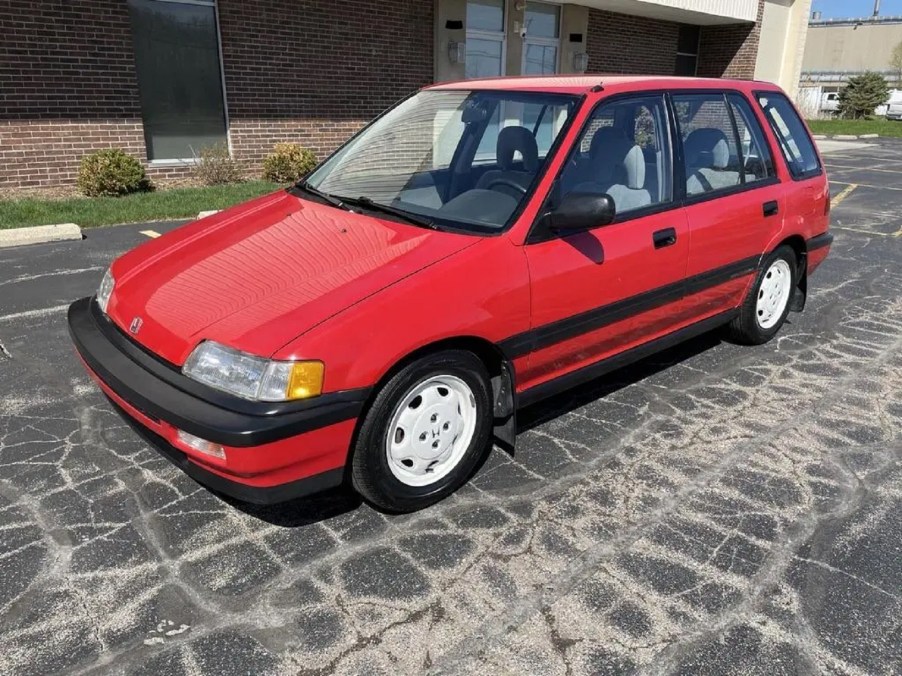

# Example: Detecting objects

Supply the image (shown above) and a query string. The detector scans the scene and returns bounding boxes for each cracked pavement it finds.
[0,141,900,675]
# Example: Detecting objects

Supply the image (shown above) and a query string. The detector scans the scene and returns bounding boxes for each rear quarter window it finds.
[756,92,821,180]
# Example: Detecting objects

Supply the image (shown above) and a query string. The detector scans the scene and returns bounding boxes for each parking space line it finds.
[832,226,893,238]
[140,230,161,238]
[825,163,902,175]
[830,183,858,208]
[830,179,902,192]
[0,303,69,323]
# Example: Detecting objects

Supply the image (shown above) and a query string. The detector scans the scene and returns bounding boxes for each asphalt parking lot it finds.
[1,140,900,675]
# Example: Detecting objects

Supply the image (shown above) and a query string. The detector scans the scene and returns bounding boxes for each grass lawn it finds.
[0,181,282,230]
[806,118,902,138]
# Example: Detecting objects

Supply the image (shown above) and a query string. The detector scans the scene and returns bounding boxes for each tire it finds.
[351,350,493,513]
[727,245,797,345]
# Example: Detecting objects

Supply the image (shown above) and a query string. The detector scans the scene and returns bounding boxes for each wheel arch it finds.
[351,336,518,464]
[775,234,808,312]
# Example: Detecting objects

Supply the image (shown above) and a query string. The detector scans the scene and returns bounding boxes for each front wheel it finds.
[727,245,797,345]
[351,350,493,512]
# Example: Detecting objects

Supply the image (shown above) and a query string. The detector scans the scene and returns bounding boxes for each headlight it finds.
[183,341,324,402]
[96,268,115,314]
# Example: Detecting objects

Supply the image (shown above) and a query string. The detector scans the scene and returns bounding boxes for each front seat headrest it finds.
[497,126,539,172]
[684,128,730,170]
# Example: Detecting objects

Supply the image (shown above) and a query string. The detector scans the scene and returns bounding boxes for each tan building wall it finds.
[803,20,902,76]
[754,0,812,98]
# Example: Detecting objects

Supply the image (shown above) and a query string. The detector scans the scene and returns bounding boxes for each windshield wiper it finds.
[293,181,353,211]
[347,196,438,230]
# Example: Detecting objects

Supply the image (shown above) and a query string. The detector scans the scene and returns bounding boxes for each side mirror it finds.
[546,192,615,233]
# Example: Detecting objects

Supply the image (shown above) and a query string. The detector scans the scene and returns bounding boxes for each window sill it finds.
[147,159,199,167]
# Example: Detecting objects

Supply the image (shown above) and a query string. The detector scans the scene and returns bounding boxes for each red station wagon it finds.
[69,76,832,512]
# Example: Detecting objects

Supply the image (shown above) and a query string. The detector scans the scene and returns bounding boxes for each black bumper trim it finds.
[116,405,344,504]
[68,297,370,447]
[807,232,833,251]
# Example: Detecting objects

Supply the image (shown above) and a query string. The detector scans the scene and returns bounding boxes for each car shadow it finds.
[137,328,725,527]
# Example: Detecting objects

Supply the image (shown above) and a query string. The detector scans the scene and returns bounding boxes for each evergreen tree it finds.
[838,72,890,119]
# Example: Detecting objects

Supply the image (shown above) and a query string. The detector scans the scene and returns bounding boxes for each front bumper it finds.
[68,297,370,504]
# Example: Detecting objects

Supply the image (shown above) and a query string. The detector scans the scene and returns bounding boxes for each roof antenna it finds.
[590,83,604,92]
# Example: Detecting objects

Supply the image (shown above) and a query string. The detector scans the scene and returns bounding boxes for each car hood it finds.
[107,190,477,365]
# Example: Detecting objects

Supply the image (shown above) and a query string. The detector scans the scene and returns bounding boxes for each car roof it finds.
[426,74,782,96]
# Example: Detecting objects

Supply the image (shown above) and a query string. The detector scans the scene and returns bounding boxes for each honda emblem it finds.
[129,316,143,335]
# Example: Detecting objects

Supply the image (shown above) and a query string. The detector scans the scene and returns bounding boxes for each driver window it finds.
[559,95,673,216]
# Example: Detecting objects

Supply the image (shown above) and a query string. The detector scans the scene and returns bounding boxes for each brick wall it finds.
[0,0,433,192]
[217,0,434,171]
[586,1,766,82]
[697,0,766,79]
[0,0,148,190]
[585,9,680,75]
[0,0,765,193]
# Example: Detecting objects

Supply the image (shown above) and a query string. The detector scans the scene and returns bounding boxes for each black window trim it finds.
[753,88,824,182]
[727,92,777,180]
[671,90,780,204]
[526,87,786,244]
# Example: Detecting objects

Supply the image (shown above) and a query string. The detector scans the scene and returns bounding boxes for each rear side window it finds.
[756,92,821,179]
[673,93,743,196]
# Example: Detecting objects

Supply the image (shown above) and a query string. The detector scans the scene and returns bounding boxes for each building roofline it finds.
[809,16,902,27]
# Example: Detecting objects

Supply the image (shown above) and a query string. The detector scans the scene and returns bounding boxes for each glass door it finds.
[466,0,506,79]
[522,1,560,75]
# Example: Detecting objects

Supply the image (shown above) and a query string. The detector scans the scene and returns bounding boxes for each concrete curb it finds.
[833,134,859,141]
[812,134,828,140]
[0,223,82,249]
[197,210,220,219]
[859,133,880,139]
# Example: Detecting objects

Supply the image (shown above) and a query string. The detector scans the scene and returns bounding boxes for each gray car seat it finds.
[684,128,741,195]
[475,126,539,197]
[571,140,651,213]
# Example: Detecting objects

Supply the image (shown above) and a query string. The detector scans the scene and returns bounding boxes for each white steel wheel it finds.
[384,375,478,487]
[755,259,792,330]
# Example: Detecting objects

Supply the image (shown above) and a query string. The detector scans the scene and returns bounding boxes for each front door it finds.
[516,94,690,393]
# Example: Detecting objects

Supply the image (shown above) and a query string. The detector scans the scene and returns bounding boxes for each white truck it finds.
[886,90,902,120]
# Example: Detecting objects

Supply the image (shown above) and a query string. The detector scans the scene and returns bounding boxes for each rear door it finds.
[673,91,785,323]
[515,93,690,393]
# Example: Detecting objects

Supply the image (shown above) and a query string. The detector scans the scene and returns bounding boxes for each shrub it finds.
[838,72,890,119]
[191,142,244,186]
[77,149,147,197]
[262,143,318,183]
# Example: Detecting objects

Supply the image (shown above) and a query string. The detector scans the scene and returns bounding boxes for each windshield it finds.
[304,89,579,233]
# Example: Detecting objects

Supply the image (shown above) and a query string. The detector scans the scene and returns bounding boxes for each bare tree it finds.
[890,40,902,87]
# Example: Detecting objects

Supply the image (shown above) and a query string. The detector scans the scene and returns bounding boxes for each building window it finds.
[466,0,506,78]
[127,0,228,161]
[675,24,700,76]
[523,2,560,75]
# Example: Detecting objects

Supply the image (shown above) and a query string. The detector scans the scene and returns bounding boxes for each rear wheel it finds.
[351,350,493,512]
[727,245,797,345]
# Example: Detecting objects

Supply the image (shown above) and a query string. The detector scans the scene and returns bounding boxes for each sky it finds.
[810,0,902,19]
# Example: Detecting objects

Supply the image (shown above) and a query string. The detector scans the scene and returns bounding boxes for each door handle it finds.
[763,200,779,217]
[653,228,677,249]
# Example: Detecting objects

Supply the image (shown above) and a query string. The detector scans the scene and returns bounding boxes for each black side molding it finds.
[500,256,758,359]
[807,232,833,251]
[517,309,738,409]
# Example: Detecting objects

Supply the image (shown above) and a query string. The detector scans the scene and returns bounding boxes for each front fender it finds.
[274,236,531,394]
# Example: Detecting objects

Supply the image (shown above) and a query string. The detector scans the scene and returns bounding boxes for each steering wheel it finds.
[486,178,528,196]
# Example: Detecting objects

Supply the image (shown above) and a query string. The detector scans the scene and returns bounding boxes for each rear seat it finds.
[684,128,741,195]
